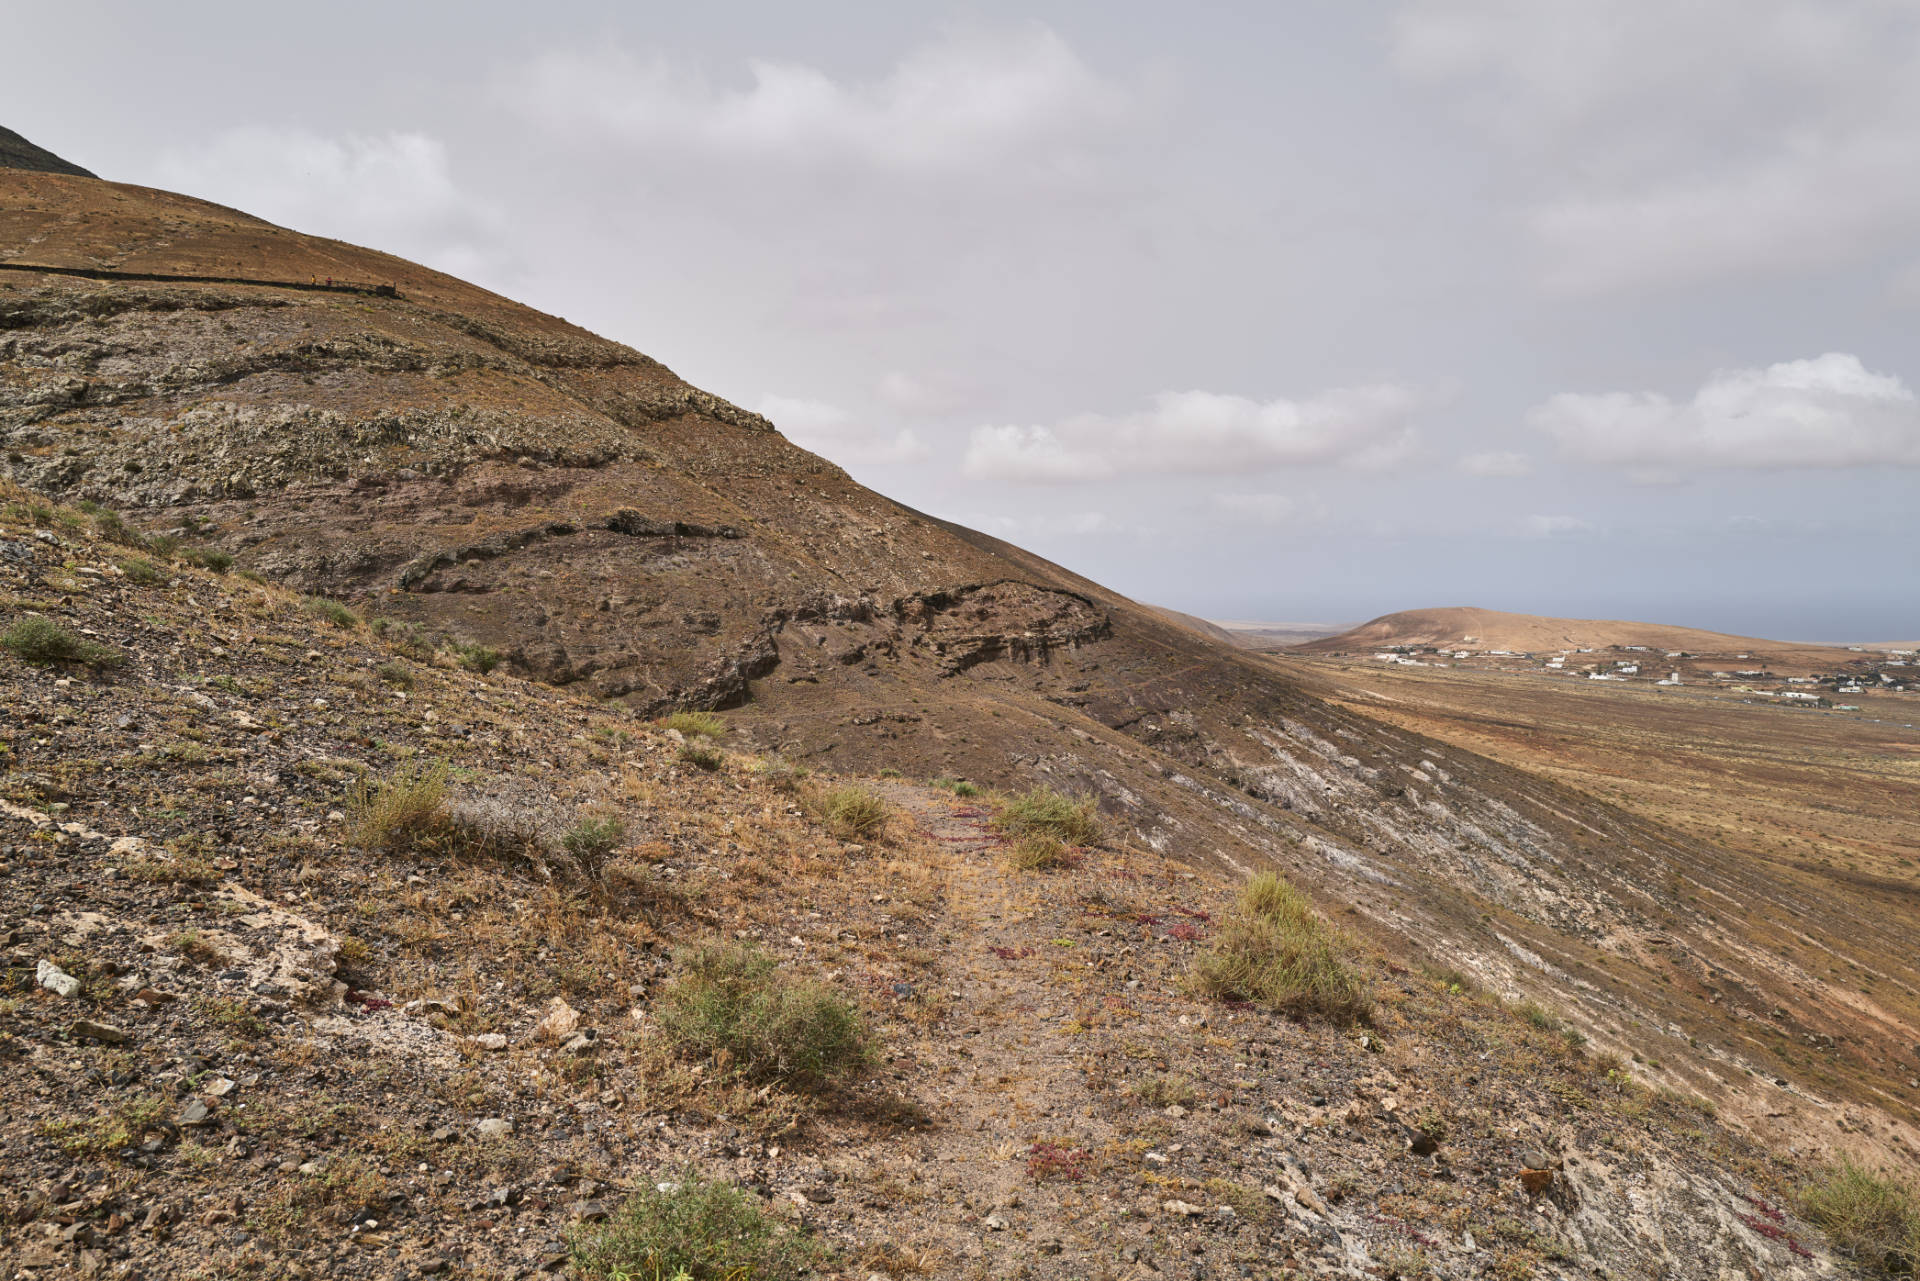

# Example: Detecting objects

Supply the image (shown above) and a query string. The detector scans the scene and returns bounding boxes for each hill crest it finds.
[0,125,95,179]
[1296,605,1841,657]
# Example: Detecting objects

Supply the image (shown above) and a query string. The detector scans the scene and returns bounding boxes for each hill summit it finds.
[1295,605,1839,658]
[0,125,95,178]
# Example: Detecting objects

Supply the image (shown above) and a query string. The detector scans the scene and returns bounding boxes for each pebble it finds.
[475,1118,513,1139]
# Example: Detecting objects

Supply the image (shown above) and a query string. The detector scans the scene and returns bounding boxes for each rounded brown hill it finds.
[6,167,1920,1160]
[1296,604,1846,659]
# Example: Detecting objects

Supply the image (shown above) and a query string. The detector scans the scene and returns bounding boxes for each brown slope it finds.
[5,168,1919,1170]
[1298,604,1844,660]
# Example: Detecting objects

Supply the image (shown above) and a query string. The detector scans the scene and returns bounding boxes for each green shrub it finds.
[993,786,1101,845]
[1190,871,1370,1024]
[562,813,627,863]
[146,533,180,557]
[952,780,980,798]
[1132,1073,1196,1108]
[657,942,870,1091]
[446,639,501,674]
[2,616,123,668]
[92,509,141,546]
[752,756,808,793]
[680,743,725,772]
[1004,833,1065,871]
[305,597,360,629]
[819,785,888,842]
[1802,1160,1920,1277]
[570,1174,816,1281]
[119,557,165,586]
[182,547,234,573]
[1514,1000,1560,1033]
[659,710,727,740]
[375,661,414,689]
[345,760,452,853]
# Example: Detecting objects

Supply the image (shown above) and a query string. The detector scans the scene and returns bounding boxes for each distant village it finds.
[1360,642,1915,711]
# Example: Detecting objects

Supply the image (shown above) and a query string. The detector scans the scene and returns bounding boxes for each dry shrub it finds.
[1802,1160,1920,1277]
[1004,833,1065,871]
[656,941,871,1092]
[818,785,889,843]
[570,1174,816,1281]
[2,615,122,667]
[993,786,1101,845]
[1191,871,1370,1024]
[345,760,453,854]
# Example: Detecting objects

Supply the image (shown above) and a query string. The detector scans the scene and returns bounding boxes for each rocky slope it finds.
[3,161,1917,1223]
[0,484,1853,1279]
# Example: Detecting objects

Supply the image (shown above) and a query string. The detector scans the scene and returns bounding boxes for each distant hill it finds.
[1294,605,1842,657]
[0,125,95,178]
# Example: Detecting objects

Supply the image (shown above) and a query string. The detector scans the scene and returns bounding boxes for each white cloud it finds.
[1522,514,1595,539]
[1391,1,1920,292]
[1215,493,1330,528]
[962,385,1423,483]
[760,395,929,465]
[152,129,498,279]
[1530,353,1920,471]
[509,25,1129,181]
[1457,450,1532,477]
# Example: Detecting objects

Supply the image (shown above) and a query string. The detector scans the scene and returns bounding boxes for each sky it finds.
[10,1,1920,639]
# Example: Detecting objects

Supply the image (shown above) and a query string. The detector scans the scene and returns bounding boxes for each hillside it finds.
[4,164,1919,1274]
[0,126,95,179]
[0,480,1853,1280]
[1296,606,1845,661]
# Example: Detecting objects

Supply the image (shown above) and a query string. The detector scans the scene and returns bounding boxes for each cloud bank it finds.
[963,386,1423,482]
[1530,353,1920,472]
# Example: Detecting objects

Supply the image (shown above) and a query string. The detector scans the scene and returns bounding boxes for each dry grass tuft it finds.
[658,710,727,739]
[992,786,1101,846]
[1003,833,1065,871]
[1191,871,1371,1024]
[345,760,453,854]
[818,785,890,843]
[2,615,123,667]
[570,1173,817,1281]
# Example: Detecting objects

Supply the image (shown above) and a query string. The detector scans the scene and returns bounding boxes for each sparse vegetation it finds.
[819,785,889,843]
[2,615,123,667]
[679,743,725,771]
[1802,1160,1920,1277]
[656,942,870,1091]
[659,710,727,739]
[562,812,627,865]
[570,1173,817,1281]
[992,786,1101,846]
[345,760,453,854]
[1190,871,1371,1024]
[181,546,234,573]
[119,556,165,585]
[1004,832,1065,870]
[304,596,360,629]
[445,639,501,673]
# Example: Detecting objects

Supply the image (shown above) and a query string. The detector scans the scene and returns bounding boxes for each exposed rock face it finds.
[4,166,1918,1178]
[0,125,95,178]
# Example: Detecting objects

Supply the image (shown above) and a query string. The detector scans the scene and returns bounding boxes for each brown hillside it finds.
[6,163,1920,1209]
[0,126,95,179]
[1297,605,1845,661]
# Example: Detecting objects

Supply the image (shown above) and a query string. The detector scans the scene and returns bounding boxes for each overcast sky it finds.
[13,2,1920,639]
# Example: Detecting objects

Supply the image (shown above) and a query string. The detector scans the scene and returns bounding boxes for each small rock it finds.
[36,959,81,998]
[68,1019,128,1044]
[802,1186,835,1204]
[570,1199,610,1221]
[203,1077,236,1098]
[1162,1199,1206,1216]
[468,1033,508,1052]
[983,1212,1009,1230]
[533,997,580,1043]
[179,1099,214,1128]
[560,1032,596,1054]
[475,1117,513,1140]
[1164,1104,1187,1119]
